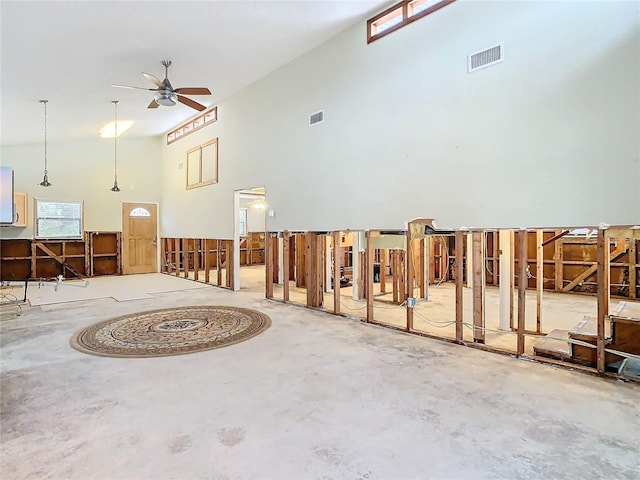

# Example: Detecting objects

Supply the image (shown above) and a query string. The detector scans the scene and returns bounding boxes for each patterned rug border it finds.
[69,305,271,359]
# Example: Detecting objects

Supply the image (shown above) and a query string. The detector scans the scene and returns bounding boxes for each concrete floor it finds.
[1,272,639,480]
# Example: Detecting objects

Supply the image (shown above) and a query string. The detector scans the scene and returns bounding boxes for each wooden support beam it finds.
[296,234,306,288]
[366,231,374,323]
[283,231,290,302]
[492,231,499,286]
[204,239,210,283]
[560,243,628,293]
[536,230,543,334]
[554,229,564,291]
[305,233,324,308]
[228,240,235,290]
[33,241,85,278]
[628,239,637,299]
[392,250,399,303]
[183,239,190,279]
[419,238,425,298]
[542,229,570,247]
[428,237,435,284]
[398,250,405,303]
[332,231,340,314]
[380,249,387,294]
[265,233,274,299]
[510,230,515,330]
[472,231,485,343]
[517,230,527,355]
[217,240,222,286]
[356,251,363,300]
[455,231,464,342]
[194,239,200,282]
[406,229,414,331]
[597,229,610,373]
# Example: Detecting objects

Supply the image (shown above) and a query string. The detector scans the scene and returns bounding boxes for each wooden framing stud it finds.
[366,231,374,323]
[596,228,610,374]
[455,230,464,342]
[332,231,340,314]
[283,231,290,302]
[517,230,527,355]
[536,229,543,334]
[405,229,413,331]
[265,233,274,299]
[472,231,485,344]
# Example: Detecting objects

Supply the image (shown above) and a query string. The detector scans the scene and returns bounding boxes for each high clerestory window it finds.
[367,0,455,43]
[167,107,217,145]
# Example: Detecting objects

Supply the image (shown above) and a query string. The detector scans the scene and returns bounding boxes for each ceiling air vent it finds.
[468,43,503,73]
[309,110,324,126]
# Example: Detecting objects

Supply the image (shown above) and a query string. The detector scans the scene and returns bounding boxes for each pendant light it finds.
[110,100,121,192]
[39,99,52,187]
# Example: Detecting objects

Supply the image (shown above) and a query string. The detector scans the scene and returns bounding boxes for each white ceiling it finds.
[0,0,390,146]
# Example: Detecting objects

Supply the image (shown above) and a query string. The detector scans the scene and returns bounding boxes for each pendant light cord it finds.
[113,100,118,181]
[41,99,48,175]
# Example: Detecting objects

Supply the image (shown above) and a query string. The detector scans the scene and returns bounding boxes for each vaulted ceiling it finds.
[0,0,390,146]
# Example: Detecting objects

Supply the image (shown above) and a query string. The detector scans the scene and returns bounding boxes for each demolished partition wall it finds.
[262,226,640,377]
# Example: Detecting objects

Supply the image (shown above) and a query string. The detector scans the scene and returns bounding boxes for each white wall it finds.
[0,136,162,239]
[160,0,639,238]
[2,2,637,241]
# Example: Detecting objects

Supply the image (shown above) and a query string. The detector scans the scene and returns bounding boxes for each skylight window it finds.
[100,120,133,138]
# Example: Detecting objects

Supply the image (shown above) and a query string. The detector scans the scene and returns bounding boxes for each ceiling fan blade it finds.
[174,87,211,95]
[177,95,206,111]
[142,72,164,88]
[111,84,155,91]
[148,99,160,109]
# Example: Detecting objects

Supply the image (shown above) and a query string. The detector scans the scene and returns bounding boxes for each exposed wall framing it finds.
[161,237,235,289]
[0,232,121,281]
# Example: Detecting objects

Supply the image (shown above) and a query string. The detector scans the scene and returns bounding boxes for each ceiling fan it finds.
[111,60,211,111]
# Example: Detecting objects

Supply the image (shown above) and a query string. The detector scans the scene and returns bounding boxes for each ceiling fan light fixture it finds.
[155,91,177,106]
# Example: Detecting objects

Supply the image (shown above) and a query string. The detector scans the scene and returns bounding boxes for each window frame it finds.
[367,0,456,44]
[34,198,84,240]
[239,208,248,237]
[186,138,219,190]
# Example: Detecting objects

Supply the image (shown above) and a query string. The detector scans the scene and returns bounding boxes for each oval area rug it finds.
[70,306,271,358]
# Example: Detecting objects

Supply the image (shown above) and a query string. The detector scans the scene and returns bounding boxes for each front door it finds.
[122,202,158,274]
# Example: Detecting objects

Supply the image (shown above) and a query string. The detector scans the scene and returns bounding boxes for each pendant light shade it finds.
[110,100,121,192]
[39,99,52,187]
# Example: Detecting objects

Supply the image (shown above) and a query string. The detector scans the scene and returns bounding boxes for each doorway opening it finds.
[233,187,266,291]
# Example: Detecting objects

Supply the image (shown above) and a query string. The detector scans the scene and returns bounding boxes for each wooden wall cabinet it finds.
[13,192,27,227]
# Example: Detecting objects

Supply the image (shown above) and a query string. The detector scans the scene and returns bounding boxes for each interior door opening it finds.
[233,187,266,291]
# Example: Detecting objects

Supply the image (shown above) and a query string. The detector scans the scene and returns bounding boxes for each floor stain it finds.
[217,427,246,447]
[168,434,192,454]
[313,445,343,466]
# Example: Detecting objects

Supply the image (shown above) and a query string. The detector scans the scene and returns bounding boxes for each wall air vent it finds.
[468,43,504,73]
[309,110,324,126]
